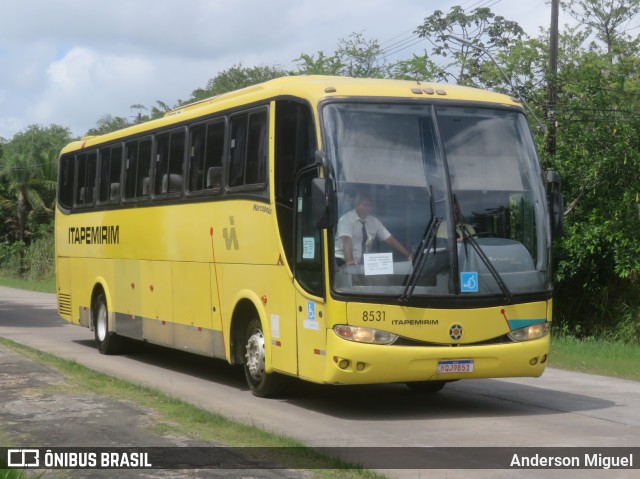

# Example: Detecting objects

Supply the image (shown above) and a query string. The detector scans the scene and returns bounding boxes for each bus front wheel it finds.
[93,292,123,355]
[243,318,285,397]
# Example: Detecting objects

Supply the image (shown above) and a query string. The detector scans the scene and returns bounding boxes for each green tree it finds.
[86,114,131,136]
[188,63,288,103]
[334,32,388,78]
[389,51,444,82]
[547,23,640,338]
[413,3,640,339]
[415,6,525,86]
[294,51,343,75]
[1,124,71,242]
[131,101,172,124]
[562,0,640,57]
[295,32,389,78]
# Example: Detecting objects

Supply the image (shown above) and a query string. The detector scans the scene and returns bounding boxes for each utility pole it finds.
[546,0,560,156]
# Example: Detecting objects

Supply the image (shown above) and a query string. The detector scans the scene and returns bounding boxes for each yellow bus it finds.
[56,76,562,397]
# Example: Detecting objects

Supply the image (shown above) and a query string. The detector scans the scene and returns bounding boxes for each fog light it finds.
[541,354,548,363]
[338,359,350,370]
[356,362,365,371]
[529,357,538,366]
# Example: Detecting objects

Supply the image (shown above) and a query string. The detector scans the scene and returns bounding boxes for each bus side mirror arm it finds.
[312,151,335,229]
[545,169,564,239]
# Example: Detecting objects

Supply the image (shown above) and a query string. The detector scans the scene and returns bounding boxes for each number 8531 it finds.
[362,310,386,322]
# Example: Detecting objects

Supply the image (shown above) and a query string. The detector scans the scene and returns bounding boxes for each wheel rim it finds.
[96,302,108,342]
[245,328,265,382]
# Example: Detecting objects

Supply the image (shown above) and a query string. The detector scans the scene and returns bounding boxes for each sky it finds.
[0,0,558,141]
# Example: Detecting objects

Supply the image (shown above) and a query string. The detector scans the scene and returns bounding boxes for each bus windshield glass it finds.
[323,102,551,299]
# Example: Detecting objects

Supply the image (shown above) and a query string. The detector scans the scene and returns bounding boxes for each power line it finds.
[380,28,417,47]
[371,0,510,65]
[461,0,503,10]
[378,35,425,61]
[378,32,421,55]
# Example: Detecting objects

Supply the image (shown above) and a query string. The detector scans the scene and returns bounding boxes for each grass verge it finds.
[0,276,55,294]
[0,337,384,479]
[0,467,30,479]
[550,335,640,381]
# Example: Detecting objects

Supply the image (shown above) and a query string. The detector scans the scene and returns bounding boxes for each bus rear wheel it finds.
[93,292,123,355]
[243,318,285,398]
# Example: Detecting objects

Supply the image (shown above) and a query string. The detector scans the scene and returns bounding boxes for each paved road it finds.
[1,286,639,479]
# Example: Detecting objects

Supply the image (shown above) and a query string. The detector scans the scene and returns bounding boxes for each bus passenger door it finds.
[294,167,327,380]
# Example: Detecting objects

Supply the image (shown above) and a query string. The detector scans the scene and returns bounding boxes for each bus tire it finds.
[93,291,123,355]
[243,318,285,398]
[405,380,446,393]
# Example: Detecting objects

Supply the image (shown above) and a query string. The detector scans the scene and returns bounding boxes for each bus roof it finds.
[61,75,521,154]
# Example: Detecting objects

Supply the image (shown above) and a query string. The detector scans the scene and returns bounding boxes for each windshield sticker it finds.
[363,253,393,276]
[460,272,479,292]
[302,237,315,259]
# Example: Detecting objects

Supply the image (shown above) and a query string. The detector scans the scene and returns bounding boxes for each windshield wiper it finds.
[399,216,442,302]
[459,225,513,303]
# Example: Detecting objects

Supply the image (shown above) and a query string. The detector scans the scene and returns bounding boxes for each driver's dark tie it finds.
[360,219,367,261]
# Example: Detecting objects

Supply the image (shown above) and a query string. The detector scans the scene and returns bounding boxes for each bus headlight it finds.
[508,322,551,342]
[333,325,398,345]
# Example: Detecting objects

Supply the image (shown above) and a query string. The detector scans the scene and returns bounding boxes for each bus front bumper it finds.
[323,332,550,385]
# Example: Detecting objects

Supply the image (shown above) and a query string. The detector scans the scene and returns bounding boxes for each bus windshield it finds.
[323,102,551,299]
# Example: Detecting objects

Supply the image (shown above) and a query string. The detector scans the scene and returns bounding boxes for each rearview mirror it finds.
[311,177,335,229]
[545,170,564,238]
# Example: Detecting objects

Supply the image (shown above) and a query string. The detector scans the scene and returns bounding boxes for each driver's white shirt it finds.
[334,209,391,261]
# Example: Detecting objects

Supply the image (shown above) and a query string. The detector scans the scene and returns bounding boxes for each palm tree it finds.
[1,125,69,242]
[1,151,52,241]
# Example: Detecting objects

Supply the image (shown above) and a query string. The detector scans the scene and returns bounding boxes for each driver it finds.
[335,193,412,266]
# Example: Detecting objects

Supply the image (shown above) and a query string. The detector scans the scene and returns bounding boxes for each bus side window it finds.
[228,109,267,188]
[167,131,185,195]
[188,124,206,192]
[155,133,170,195]
[138,139,152,197]
[204,121,224,193]
[246,111,267,185]
[228,115,247,188]
[295,168,323,296]
[75,153,87,206]
[274,100,316,269]
[125,138,152,199]
[98,146,123,203]
[75,151,97,207]
[155,130,185,197]
[110,146,122,201]
[125,140,139,199]
[98,148,111,203]
[58,154,75,210]
[188,121,225,194]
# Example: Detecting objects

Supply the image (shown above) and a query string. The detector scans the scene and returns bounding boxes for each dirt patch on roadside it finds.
[0,345,304,478]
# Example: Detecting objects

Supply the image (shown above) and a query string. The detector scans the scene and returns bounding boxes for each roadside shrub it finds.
[0,241,26,277]
[23,232,54,281]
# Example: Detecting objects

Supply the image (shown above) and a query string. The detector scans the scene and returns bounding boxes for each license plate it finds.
[437,359,474,374]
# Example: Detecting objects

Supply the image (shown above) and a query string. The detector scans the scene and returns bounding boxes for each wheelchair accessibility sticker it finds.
[461,272,479,293]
